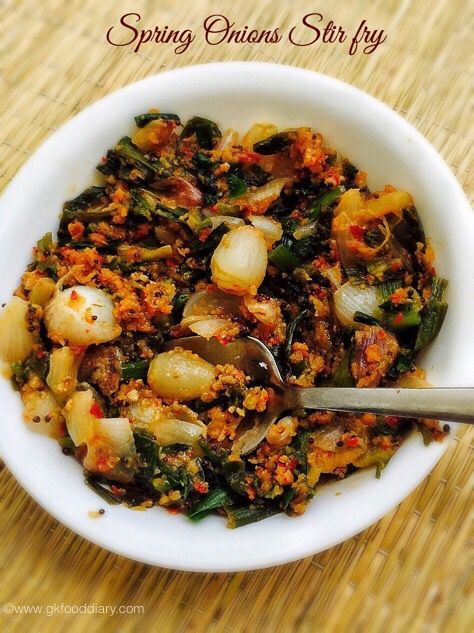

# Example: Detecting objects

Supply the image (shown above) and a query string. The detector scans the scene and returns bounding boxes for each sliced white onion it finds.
[333,281,382,328]
[243,295,280,326]
[83,416,136,480]
[248,215,283,248]
[63,389,96,446]
[183,288,241,319]
[217,128,239,151]
[44,285,121,346]
[293,221,318,241]
[211,225,268,296]
[127,396,160,428]
[334,189,364,218]
[208,215,244,232]
[147,349,215,401]
[188,317,233,339]
[92,417,135,456]
[153,418,206,446]
[237,177,288,212]
[22,388,65,439]
[0,297,35,363]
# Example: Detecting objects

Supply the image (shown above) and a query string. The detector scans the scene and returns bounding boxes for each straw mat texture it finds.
[0,1,472,632]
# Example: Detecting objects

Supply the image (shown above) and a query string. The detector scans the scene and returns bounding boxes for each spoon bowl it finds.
[165,336,474,454]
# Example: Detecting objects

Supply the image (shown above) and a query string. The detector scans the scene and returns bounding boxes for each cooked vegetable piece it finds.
[351,326,399,387]
[227,173,248,198]
[309,186,345,221]
[333,282,382,328]
[268,244,300,270]
[0,297,35,363]
[134,112,181,127]
[85,477,122,504]
[121,360,150,381]
[44,286,121,346]
[211,225,268,295]
[225,504,280,528]
[285,310,309,360]
[253,132,293,155]
[181,116,222,149]
[187,488,234,522]
[117,244,173,263]
[332,349,355,387]
[115,136,156,172]
[148,349,215,401]
[415,277,448,351]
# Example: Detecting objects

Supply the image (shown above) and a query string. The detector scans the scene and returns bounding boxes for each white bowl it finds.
[0,63,473,572]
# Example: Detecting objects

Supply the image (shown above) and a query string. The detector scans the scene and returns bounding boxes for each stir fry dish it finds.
[0,112,449,527]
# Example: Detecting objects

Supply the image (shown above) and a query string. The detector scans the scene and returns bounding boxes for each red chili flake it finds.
[323,166,342,185]
[193,481,209,494]
[165,258,178,269]
[96,456,112,472]
[111,485,126,496]
[390,260,403,272]
[238,150,260,164]
[198,227,212,242]
[312,256,328,270]
[70,290,79,301]
[386,416,401,427]
[89,402,104,418]
[288,458,299,471]
[393,312,404,325]
[345,436,360,447]
[349,224,365,240]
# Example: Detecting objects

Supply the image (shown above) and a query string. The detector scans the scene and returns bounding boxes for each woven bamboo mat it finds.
[0,1,472,631]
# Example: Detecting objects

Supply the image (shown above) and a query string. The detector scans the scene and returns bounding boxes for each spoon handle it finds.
[295,388,474,424]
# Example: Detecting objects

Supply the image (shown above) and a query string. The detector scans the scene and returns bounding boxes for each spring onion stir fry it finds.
[0,112,449,527]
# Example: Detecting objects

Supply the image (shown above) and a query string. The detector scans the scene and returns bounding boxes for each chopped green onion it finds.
[385,309,421,330]
[115,136,156,173]
[268,244,300,270]
[134,113,181,128]
[172,291,190,318]
[332,349,355,387]
[416,422,433,446]
[85,477,122,504]
[59,437,76,451]
[121,360,150,381]
[187,488,233,522]
[225,504,280,528]
[227,173,247,198]
[309,186,345,221]
[285,309,309,360]
[117,244,173,263]
[378,279,402,303]
[293,221,318,240]
[253,132,292,155]
[415,277,448,351]
[353,311,381,326]
[223,460,248,496]
[197,439,223,467]
[181,116,222,149]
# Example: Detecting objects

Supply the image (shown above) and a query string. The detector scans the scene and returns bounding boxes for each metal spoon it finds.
[164,336,474,454]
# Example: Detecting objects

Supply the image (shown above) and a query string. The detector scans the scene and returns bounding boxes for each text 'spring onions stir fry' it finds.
[0,111,449,527]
